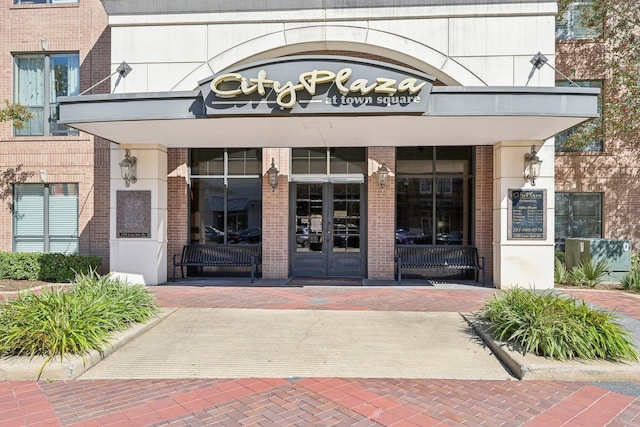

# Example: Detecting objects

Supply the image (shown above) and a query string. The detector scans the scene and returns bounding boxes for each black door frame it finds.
[289,181,366,278]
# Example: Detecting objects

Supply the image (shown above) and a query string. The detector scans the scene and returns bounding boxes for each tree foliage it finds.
[557,0,640,148]
[0,100,32,130]
[0,102,35,206]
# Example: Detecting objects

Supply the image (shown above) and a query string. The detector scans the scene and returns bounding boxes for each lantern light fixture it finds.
[267,158,279,191]
[524,145,542,186]
[119,149,137,187]
[377,162,390,191]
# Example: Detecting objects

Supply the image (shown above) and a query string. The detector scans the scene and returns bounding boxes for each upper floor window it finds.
[555,80,603,152]
[14,53,79,136]
[14,1,78,4]
[556,1,601,40]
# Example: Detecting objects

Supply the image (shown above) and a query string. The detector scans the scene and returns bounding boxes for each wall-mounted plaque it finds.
[508,189,546,240]
[117,190,151,238]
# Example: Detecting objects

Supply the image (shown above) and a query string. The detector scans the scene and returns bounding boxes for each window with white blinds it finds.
[13,183,78,254]
[556,1,601,40]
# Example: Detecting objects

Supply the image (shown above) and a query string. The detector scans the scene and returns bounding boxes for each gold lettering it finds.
[349,79,377,95]
[335,68,352,95]
[398,78,427,94]
[299,70,336,96]
[209,67,426,109]
[374,78,397,95]
[211,73,242,97]
[250,70,274,96]
[273,81,303,109]
[240,78,258,95]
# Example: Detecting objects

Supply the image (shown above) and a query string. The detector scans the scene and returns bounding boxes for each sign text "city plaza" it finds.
[210,68,427,109]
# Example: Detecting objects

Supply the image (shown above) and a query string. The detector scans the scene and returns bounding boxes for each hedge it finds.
[0,252,102,283]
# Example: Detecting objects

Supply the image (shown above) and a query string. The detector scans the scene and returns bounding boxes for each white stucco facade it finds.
[107,2,557,93]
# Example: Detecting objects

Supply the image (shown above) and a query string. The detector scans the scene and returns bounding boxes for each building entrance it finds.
[290,182,365,277]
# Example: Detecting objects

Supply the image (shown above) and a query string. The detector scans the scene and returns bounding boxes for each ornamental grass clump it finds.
[0,270,157,378]
[478,288,638,361]
[569,259,610,288]
[621,253,640,292]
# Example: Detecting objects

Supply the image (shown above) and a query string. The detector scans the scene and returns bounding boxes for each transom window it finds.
[14,53,80,136]
[291,147,366,176]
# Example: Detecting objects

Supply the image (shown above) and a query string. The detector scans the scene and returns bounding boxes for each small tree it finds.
[0,102,35,207]
[557,0,640,148]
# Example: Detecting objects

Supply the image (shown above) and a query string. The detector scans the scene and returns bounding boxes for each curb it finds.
[0,307,177,381]
[462,313,640,381]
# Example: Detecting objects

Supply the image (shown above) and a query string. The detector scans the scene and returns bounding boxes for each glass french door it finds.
[291,182,365,277]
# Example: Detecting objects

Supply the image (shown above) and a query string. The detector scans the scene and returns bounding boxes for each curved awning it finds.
[59,85,599,147]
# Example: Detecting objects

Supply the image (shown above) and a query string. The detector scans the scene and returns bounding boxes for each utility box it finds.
[565,238,632,282]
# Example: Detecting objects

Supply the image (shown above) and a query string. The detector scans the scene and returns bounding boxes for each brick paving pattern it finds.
[1,285,640,426]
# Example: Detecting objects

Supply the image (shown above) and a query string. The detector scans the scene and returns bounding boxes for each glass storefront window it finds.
[396,146,472,245]
[189,149,262,245]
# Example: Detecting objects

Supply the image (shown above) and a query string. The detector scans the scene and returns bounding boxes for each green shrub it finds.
[621,269,640,291]
[554,256,569,284]
[569,259,610,288]
[0,251,101,282]
[0,270,157,378]
[478,288,638,361]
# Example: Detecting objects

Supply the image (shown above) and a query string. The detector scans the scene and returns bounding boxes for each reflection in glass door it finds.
[291,183,364,277]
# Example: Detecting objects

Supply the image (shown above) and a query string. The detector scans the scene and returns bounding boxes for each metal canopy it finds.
[59,86,599,147]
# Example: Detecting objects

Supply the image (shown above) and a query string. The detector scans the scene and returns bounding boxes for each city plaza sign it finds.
[199,56,435,115]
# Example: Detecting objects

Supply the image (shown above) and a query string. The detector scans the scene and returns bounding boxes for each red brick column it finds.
[262,148,289,279]
[167,148,189,280]
[475,146,493,285]
[367,147,396,280]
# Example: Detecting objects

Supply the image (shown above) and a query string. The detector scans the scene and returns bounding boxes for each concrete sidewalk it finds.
[78,308,515,380]
[1,283,640,382]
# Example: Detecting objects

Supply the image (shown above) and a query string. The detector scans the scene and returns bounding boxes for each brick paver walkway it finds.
[2,285,640,426]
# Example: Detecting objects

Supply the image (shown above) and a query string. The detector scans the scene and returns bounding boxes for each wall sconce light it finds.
[524,145,542,186]
[119,149,137,187]
[267,158,279,191]
[377,162,390,191]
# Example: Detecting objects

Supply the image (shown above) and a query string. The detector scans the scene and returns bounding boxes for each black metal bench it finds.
[172,244,261,283]
[396,245,486,285]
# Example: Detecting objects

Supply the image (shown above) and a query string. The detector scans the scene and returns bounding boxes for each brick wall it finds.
[262,148,289,279]
[367,147,396,280]
[475,146,493,284]
[167,148,189,277]
[0,0,111,270]
[556,41,640,251]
